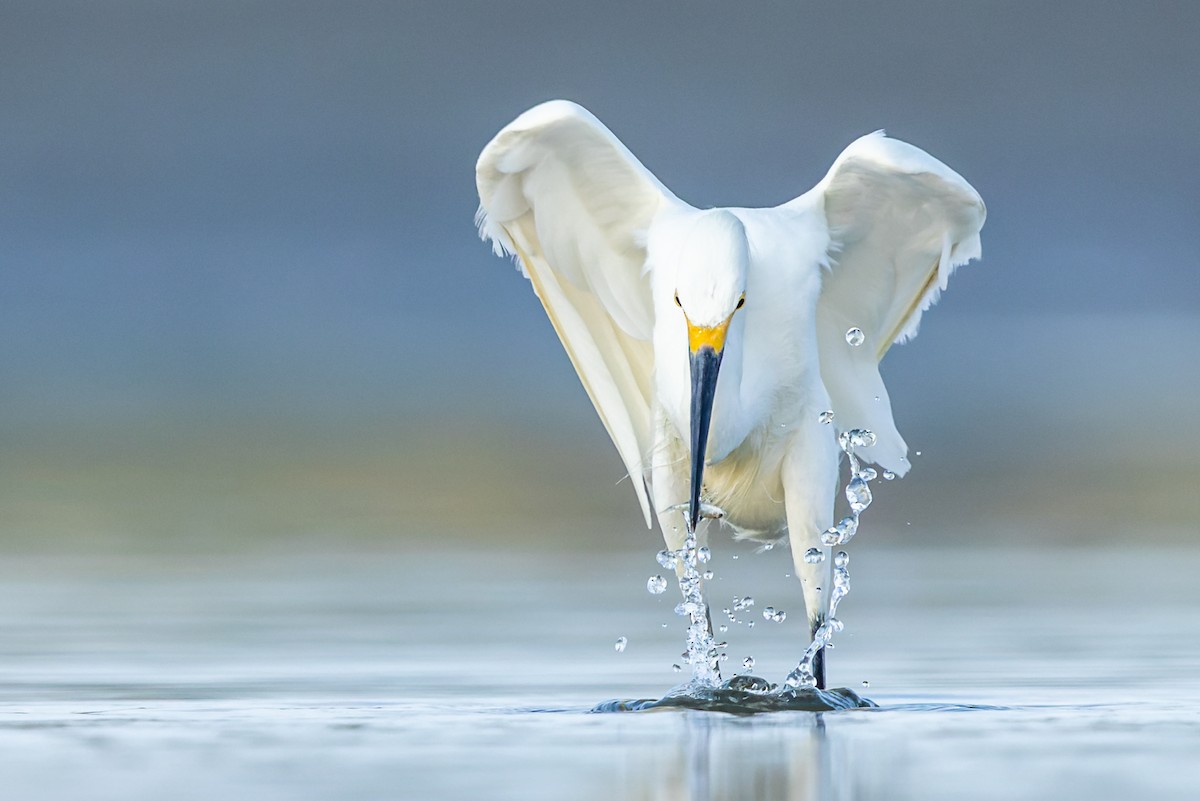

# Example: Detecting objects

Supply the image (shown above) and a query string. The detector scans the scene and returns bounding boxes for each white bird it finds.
[475,100,984,689]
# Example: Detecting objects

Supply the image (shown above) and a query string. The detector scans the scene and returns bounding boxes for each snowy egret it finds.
[475,101,984,688]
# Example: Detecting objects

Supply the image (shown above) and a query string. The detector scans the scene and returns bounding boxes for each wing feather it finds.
[796,132,986,475]
[476,100,678,525]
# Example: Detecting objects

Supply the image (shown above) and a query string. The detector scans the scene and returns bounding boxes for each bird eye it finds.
[736,295,745,310]
[674,293,682,308]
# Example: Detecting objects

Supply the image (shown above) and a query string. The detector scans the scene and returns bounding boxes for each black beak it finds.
[687,345,723,533]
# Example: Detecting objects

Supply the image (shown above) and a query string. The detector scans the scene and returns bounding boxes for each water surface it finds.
[0,543,1197,800]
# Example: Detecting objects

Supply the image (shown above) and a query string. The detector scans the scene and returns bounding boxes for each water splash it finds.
[662,524,723,687]
[784,427,880,689]
[593,680,876,714]
[647,429,886,697]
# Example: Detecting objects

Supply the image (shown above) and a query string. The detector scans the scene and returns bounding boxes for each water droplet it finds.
[773,610,787,623]
[850,429,877,448]
[834,551,850,569]
[743,656,755,670]
[820,526,842,546]
[661,622,668,628]
[718,624,728,633]
[836,516,858,543]
[818,410,835,425]
[803,547,825,564]
[672,664,682,673]
[747,620,755,629]
[702,570,714,580]
[845,327,865,346]
[732,596,755,611]
[915,450,922,456]
[861,680,870,688]
[674,601,701,616]
[614,636,627,652]
[763,606,776,619]
[857,467,877,481]
[882,470,896,481]
[846,476,872,513]
[646,575,667,595]
[697,546,712,564]
[656,549,677,570]
[731,555,739,560]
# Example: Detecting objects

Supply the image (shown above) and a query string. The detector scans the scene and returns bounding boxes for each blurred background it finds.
[2,0,1197,555]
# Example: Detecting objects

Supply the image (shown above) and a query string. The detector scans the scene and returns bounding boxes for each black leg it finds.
[812,646,826,690]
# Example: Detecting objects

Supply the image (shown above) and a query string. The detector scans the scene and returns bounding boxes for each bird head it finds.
[672,210,749,533]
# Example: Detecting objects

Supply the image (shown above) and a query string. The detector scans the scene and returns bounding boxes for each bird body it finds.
[646,204,833,539]
[476,100,985,687]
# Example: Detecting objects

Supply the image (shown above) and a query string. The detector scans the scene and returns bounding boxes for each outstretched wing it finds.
[476,100,682,525]
[791,132,986,475]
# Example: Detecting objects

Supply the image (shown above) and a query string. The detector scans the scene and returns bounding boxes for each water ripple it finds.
[593,679,876,714]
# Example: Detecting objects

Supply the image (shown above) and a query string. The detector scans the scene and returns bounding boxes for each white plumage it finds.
[476,100,984,654]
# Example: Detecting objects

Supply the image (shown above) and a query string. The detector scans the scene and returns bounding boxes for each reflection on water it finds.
[623,714,839,801]
[0,544,1198,800]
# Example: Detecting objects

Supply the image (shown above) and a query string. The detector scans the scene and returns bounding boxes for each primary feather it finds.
[476,101,679,524]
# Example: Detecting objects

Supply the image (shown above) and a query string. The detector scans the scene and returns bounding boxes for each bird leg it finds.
[810,626,827,690]
[652,423,723,686]
[680,520,722,686]
[658,512,722,688]
[781,418,841,693]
